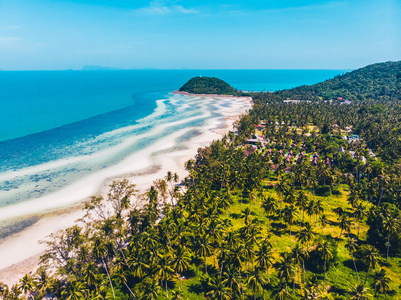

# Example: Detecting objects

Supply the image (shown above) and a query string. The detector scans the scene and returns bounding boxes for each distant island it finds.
[179,76,238,95]
[81,65,123,71]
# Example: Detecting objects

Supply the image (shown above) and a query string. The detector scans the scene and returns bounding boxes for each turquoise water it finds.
[0,69,346,212]
[0,70,346,142]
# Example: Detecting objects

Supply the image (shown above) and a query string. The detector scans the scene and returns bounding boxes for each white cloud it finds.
[135,1,197,15]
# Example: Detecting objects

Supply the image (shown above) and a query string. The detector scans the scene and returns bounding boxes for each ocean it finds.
[0,69,346,214]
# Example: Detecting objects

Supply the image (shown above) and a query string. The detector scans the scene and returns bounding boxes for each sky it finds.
[0,0,400,70]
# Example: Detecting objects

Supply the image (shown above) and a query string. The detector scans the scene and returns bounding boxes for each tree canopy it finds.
[179,76,238,95]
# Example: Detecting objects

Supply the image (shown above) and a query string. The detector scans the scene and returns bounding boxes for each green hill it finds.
[255,61,401,102]
[179,76,237,95]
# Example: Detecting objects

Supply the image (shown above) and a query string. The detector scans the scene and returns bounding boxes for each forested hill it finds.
[255,61,401,102]
[179,76,238,95]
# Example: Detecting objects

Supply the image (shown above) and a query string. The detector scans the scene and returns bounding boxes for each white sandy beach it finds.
[0,95,252,285]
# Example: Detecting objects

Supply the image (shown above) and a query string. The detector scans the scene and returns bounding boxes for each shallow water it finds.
[0,70,346,218]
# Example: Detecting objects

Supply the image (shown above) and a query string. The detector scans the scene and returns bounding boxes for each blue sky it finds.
[0,0,400,70]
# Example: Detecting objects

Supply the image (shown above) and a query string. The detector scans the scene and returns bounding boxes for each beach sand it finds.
[0,95,252,285]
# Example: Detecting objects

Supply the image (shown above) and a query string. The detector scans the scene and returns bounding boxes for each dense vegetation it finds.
[2,61,401,300]
[254,61,401,103]
[179,77,238,95]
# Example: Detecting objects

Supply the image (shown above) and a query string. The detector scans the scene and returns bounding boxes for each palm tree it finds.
[247,268,267,300]
[61,280,87,300]
[113,265,137,299]
[306,200,315,223]
[240,207,253,225]
[314,200,324,226]
[92,237,115,299]
[319,215,329,234]
[339,215,351,238]
[222,268,241,299]
[317,241,333,290]
[139,279,162,300]
[261,196,278,225]
[295,192,308,226]
[35,267,53,298]
[283,204,298,236]
[298,245,310,284]
[82,262,97,291]
[172,247,191,289]
[171,290,184,300]
[345,238,360,282]
[206,219,224,267]
[0,282,9,300]
[372,268,391,298]
[296,222,315,246]
[272,280,293,300]
[255,239,274,282]
[18,274,35,299]
[362,245,380,285]
[229,243,246,295]
[275,252,295,292]
[352,202,365,235]
[153,255,175,297]
[206,278,231,300]
[128,250,150,279]
[383,214,399,261]
[194,234,213,276]
[348,283,372,300]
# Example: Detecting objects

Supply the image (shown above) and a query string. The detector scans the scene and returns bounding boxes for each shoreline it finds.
[173,90,253,101]
[0,94,252,285]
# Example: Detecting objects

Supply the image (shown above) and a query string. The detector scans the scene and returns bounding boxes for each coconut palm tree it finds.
[261,196,278,225]
[255,239,274,282]
[272,280,293,300]
[319,215,329,234]
[275,252,295,292]
[128,250,150,279]
[139,279,162,300]
[222,268,241,299]
[206,277,231,300]
[383,214,399,262]
[296,222,315,246]
[0,282,9,300]
[194,234,213,276]
[171,290,184,300]
[283,204,298,236]
[317,241,333,290]
[153,254,175,297]
[240,207,253,226]
[206,219,224,267]
[348,283,372,300]
[353,203,366,238]
[172,247,191,289]
[229,243,246,295]
[295,192,308,226]
[345,238,360,282]
[362,245,381,285]
[372,268,391,298]
[247,268,267,300]
[339,215,351,238]
[61,280,87,300]
[18,274,35,300]
[92,237,115,299]
[113,265,137,299]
